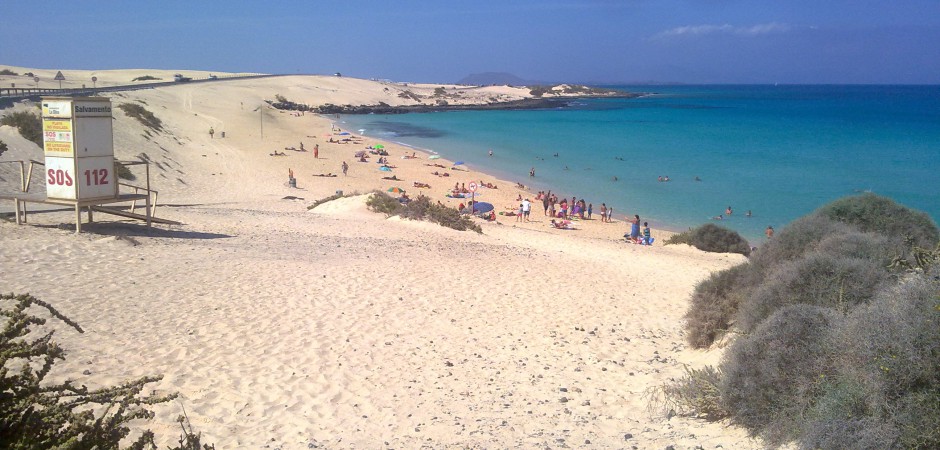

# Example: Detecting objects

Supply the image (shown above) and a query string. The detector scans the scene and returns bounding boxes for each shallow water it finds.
[339,85,940,241]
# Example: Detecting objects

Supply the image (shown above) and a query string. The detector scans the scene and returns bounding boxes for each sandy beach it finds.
[0,69,759,448]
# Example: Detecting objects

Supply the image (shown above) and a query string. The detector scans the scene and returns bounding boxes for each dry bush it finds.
[685,263,754,348]
[649,365,728,421]
[118,103,163,132]
[748,215,852,275]
[0,110,42,146]
[824,272,940,448]
[814,230,895,265]
[817,193,939,248]
[690,223,751,256]
[736,252,887,334]
[720,304,841,446]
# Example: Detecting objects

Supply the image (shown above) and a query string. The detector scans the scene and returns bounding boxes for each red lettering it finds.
[64,171,72,186]
[55,170,64,185]
[48,169,55,185]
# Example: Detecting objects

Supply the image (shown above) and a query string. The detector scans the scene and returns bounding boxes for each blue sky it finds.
[2,0,938,84]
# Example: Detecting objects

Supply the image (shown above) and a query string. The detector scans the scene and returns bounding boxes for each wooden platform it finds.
[0,192,174,233]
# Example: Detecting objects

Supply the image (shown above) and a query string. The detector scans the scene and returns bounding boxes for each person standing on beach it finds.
[607,206,613,223]
[599,204,607,222]
[522,198,531,222]
[588,203,593,219]
[341,161,348,176]
[517,202,524,222]
[542,195,550,216]
[766,226,774,238]
[209,127,215,139]
[314,144,319,159]
[630,215,641,242]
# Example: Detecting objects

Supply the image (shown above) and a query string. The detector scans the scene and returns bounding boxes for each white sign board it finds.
[44,156,78,200]
[41,97,117,201]
[76,156,117,199]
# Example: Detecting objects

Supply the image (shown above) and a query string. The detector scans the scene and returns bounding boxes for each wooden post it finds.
[144,161,152,229]
[75,203,82,233]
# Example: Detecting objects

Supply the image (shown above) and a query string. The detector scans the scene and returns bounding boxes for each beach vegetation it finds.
[132,75,161,82]
[670,194,940,447]
[118,103,163,132]
[0,69,18,76]
[0,292,215,449]
[398,90,421,102]
[663,224,750,256]
[433,87,447,97]
[663,228,693,246]
[648,365,727,421]
[817,193,939,248]
[116,161,136,181]
[0,139,7,157]
[684,263,753,348]
[366,192,482,233]
[529,86,551,97]
[275,94,288,103]
[365,191,404,216]
[0,110,43,147]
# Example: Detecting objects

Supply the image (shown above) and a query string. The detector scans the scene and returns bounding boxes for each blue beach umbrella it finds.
[379,166,392,171]
[454,161,465,165]
[471,201,494,213]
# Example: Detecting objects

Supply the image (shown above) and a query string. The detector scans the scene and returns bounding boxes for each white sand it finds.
[0,70,760,448]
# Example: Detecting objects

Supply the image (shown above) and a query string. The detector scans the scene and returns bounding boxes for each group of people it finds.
[624,214,652,245]
[536,191,604,222]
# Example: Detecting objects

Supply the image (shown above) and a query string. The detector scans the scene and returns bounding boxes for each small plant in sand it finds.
[397,90,422,102]
[0,139,7,157]
[365,191,404,216]
[0,292,214,449]
[118,103,163,132]
[664,224,750,256]
[132,75,161,82]
[0,110,43,147]
[0,69,18,76]
[116,161,136,181]
[647,365,727,421]
[308,191,361,210]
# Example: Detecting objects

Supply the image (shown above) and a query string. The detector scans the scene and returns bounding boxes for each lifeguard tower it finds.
[1,96,177,232]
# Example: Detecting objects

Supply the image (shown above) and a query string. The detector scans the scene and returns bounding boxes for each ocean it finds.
[337,85,940,241]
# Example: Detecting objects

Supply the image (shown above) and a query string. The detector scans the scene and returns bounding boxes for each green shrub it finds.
[0,110,43,147]
[0,292,214,449]
[817,193,939,248]
[365,191,403,216]
[118,103,163,132]
[0,69,18,76]
[720,304,841,446]
[0,139,7,157]
[664,229,693,246]
[749,215,853,275]
[685,263,754,348]
[691,223,751,256]
[529,86,551,97]
[736,252,887,333]
[132,75,161,82]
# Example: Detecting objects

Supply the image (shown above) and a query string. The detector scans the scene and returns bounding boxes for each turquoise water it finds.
[338,85,940,241]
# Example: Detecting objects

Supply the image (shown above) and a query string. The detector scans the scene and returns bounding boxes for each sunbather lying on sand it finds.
[413,181,431,188]
[382,175,400,181]
[314,173,337,177]
[551,219,576,230]
[269,151,287,156]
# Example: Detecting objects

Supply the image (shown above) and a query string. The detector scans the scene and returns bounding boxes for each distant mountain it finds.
[456,72,538,86]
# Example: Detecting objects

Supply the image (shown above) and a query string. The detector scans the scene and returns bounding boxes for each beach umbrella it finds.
[387,187,405,194]
[471,201,494,213]
[374,144,384,149]
[453,161,465,166]
[379,166,392,172]
[338,132,351,136]
[428,155,441,160]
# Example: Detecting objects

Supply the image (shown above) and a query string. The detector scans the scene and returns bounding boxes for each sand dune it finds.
[0,71,759,448]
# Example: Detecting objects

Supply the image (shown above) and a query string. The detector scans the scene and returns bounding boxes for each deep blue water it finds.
[338,85,940,241]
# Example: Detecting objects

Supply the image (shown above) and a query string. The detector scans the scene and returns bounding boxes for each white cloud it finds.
[651,22,791,40]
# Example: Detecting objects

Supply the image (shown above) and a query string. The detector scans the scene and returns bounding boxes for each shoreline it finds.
[0,72,758,448]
